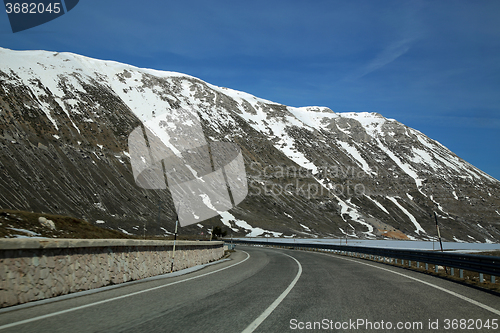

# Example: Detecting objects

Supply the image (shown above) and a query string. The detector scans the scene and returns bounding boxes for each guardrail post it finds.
[435,265,439,273]
[459,269,464,279]
[416,262,420,269]
[425,263,428,271]
[479,273,484,283]
[491,276,496,283]
[409,260,412,267]
[450,267,454,276]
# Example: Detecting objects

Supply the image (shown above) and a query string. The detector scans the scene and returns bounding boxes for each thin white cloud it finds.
[346,38,413,81]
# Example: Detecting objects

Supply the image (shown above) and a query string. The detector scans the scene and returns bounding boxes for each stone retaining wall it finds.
[0,239,224,308]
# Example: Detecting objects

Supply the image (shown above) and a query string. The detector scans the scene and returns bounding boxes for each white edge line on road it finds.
[241,252,302,333]
[0,251,251,331]
[317,251,500,316]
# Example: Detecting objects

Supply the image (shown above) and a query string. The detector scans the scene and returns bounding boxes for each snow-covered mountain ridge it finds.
[1,47,499,242]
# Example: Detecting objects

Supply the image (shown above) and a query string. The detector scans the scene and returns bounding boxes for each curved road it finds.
[0,246,499,332]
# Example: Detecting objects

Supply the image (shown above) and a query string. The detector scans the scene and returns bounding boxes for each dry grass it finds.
[0,209,134,239]
[0,209,215,241]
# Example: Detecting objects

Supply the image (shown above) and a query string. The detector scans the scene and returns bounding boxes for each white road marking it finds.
[241,252,303,333]
[0,251,250,331]
[317,251,500,316]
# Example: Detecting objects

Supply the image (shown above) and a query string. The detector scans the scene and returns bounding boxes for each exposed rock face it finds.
[38,216,56,230]
[0,47,499,241]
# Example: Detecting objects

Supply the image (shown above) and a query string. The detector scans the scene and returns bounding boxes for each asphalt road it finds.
[0,246,499,332]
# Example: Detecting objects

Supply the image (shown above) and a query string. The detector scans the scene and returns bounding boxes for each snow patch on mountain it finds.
[387,197,425,234]
[337,141,373,175]
[365,195,390,215]
[376,138,423,187]
[337,197,376,238]
[287,106,338,129]
[219,211,282,237]
[340,112,389,137]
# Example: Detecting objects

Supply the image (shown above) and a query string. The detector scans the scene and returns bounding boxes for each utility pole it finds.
[433,212,444,252]
[433,211,448,274]
[170,215,178,272]
[345,225,348,245]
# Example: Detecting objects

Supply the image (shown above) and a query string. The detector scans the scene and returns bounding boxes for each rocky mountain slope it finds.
[1,47,499,242]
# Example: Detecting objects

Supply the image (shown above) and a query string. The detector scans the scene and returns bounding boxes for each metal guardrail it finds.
[224,242,236,250]
[230,239,500,278]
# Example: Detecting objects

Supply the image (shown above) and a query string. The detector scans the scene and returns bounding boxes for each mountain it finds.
[1,47,499,242]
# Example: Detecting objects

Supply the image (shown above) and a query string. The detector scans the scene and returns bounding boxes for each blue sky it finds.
[1,0,499,180]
